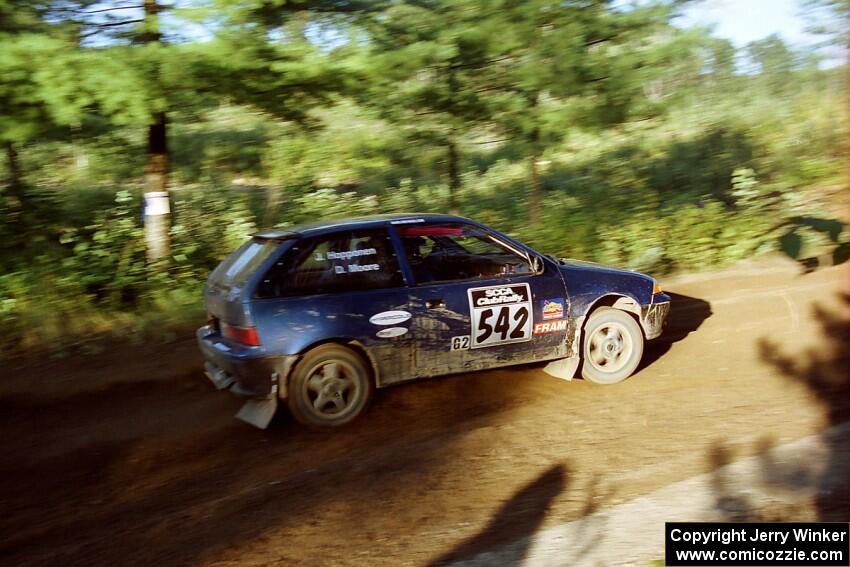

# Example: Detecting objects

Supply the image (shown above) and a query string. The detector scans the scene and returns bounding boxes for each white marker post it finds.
[144,191,171,263]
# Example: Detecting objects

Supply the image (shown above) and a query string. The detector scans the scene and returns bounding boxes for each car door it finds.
[250,227,417,384]
[391,221,570,381]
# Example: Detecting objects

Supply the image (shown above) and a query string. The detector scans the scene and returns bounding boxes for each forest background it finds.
[0,0,847,352]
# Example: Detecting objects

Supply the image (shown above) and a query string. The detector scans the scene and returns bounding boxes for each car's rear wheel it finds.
[580,307,644,384]
[287,344,373,427]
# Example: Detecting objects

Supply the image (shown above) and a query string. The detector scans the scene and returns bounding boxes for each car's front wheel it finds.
[287,344,373,427]
[580,307,644,384]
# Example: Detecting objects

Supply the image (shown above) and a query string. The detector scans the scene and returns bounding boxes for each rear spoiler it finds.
[253,230,300,240]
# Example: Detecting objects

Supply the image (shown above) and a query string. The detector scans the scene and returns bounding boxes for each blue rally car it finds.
[197,214,670,428]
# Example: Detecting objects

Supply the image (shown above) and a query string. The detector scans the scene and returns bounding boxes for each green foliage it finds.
[294,188,379,220]
[169,187,259,278]
[61,190,148,303]
[731,168,760,207]
[0,186,260,352]
[1,0,847,354]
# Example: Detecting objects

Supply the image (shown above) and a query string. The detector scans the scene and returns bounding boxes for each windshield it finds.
[397,223,531,283]
[209,238,281,290]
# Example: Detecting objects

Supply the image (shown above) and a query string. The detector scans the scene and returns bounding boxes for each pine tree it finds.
[360,0,501,213]
[481,0,684,223]
[1,0,58,205]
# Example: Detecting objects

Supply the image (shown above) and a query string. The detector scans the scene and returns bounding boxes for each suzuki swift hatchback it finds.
[197,214,670,429]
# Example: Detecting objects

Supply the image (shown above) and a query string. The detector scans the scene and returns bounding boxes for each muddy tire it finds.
[580,307,644,385]
[287,344,373,427]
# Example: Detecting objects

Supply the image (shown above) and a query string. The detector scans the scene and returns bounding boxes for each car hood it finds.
[557,258,647,276]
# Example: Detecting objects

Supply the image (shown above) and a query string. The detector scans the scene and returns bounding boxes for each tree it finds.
[481,0,685,223]
[1,1,164,259]
[360,0,502,213]
[747,34,797,95]
[141,0,171,262]
[25,0,376,261]
[0,0,60,206]
[0,0,181,261]
[804,0,849,179]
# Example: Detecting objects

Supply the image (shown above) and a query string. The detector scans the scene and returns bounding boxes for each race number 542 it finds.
[467,284,533,349]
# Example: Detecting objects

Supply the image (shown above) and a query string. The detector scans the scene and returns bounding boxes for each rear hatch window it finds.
[209,238,282,291]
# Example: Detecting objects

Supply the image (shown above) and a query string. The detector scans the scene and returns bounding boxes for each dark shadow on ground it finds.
[708,293,850,521]
[637,291,713,373]
[773,216,850,274]
[759,292,850,520]
[427,464,567,567]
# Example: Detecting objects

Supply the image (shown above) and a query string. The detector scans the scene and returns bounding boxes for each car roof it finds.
[254,213,474,239]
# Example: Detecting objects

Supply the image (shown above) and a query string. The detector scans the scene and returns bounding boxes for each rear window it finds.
[210,239,281,289]
[255,228,403,298]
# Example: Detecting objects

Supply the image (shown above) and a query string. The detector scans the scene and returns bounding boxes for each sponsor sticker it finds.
[376,327,408,339]
[541,298,565,320]
[467,284,533,348]
[369,310,412,326]
[533,319,568,334]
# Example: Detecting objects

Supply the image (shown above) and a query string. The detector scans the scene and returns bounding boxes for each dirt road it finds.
[1,260,848,566]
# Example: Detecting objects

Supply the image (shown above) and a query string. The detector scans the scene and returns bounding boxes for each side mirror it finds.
[530,255,545,275]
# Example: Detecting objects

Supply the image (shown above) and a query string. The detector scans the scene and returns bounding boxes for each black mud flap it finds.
[236,398,278,429]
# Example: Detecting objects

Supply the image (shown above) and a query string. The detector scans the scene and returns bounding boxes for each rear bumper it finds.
[196,326,297,399]
[641,293,671,340]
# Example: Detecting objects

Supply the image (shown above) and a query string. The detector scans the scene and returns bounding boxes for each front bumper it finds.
[196,326,297,399]
[640,293,671,340]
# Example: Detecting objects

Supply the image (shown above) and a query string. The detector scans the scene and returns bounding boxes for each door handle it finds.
[426,298,445,309]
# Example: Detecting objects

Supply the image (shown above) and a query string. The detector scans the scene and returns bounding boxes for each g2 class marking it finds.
[467,284,532,349]
[450,335,470,351]
[369,310,412,326]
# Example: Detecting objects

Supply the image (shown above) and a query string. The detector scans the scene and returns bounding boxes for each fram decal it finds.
[369,310,412,326]
[376,327,408,339]
[533,319,568,334]
[541,298,565,320]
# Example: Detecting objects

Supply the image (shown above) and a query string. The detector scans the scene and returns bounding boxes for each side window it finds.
[256,229,403,298]
[398,223,531,284]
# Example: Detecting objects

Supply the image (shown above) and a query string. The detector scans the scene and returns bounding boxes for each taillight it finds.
[222,323,261,346]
